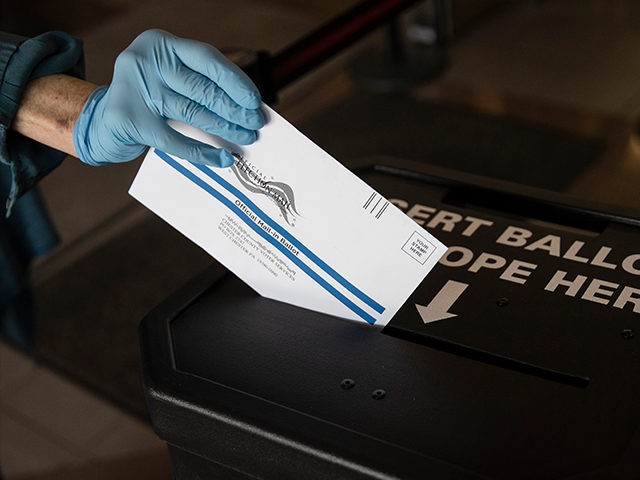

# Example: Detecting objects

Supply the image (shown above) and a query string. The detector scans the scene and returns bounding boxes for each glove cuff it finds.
[72,85,108,166]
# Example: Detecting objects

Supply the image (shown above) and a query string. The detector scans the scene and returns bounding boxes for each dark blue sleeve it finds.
[0,31,85,347]
[0,30,85,214]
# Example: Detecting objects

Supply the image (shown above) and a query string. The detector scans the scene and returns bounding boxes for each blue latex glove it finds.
[73,29,265,168]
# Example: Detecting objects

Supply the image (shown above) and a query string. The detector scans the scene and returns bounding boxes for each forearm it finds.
[11,74,98,157]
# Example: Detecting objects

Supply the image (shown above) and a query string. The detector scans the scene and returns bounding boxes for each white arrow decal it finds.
[416,280,468,324]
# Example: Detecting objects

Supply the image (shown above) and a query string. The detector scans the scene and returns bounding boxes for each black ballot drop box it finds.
[139,157,640,479]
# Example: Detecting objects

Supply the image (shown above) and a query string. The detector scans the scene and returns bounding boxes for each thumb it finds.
[150,122,235,168]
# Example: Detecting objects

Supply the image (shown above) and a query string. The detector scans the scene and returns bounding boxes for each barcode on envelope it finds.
[363,192,389,219]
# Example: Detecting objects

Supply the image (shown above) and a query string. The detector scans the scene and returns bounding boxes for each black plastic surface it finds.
[141,159,640,479]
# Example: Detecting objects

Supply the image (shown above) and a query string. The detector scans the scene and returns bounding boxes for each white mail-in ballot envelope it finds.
[129,105,446,327]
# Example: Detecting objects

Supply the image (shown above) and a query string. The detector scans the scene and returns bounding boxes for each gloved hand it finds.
[73,29,265,168]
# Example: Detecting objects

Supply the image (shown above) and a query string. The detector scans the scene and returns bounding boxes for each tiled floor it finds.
[4,0,640,478]
[0,341,167,479]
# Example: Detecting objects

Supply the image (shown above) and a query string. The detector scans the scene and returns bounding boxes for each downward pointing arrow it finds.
[416,280,468,324]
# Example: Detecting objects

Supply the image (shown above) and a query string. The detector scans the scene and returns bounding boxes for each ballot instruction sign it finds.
[129,105,446,326]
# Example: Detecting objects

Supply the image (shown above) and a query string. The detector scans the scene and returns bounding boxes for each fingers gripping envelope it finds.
[129,105,447,326]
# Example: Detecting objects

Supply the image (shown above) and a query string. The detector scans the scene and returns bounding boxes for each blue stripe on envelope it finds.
[156,151,381,324]
[190,161,385,315]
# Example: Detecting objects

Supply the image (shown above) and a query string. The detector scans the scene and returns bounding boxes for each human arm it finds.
[72,29,265,168]
[13,29,265,169]
[0,30,85,214]
[11,74,97,158]
[3,29,264,215]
